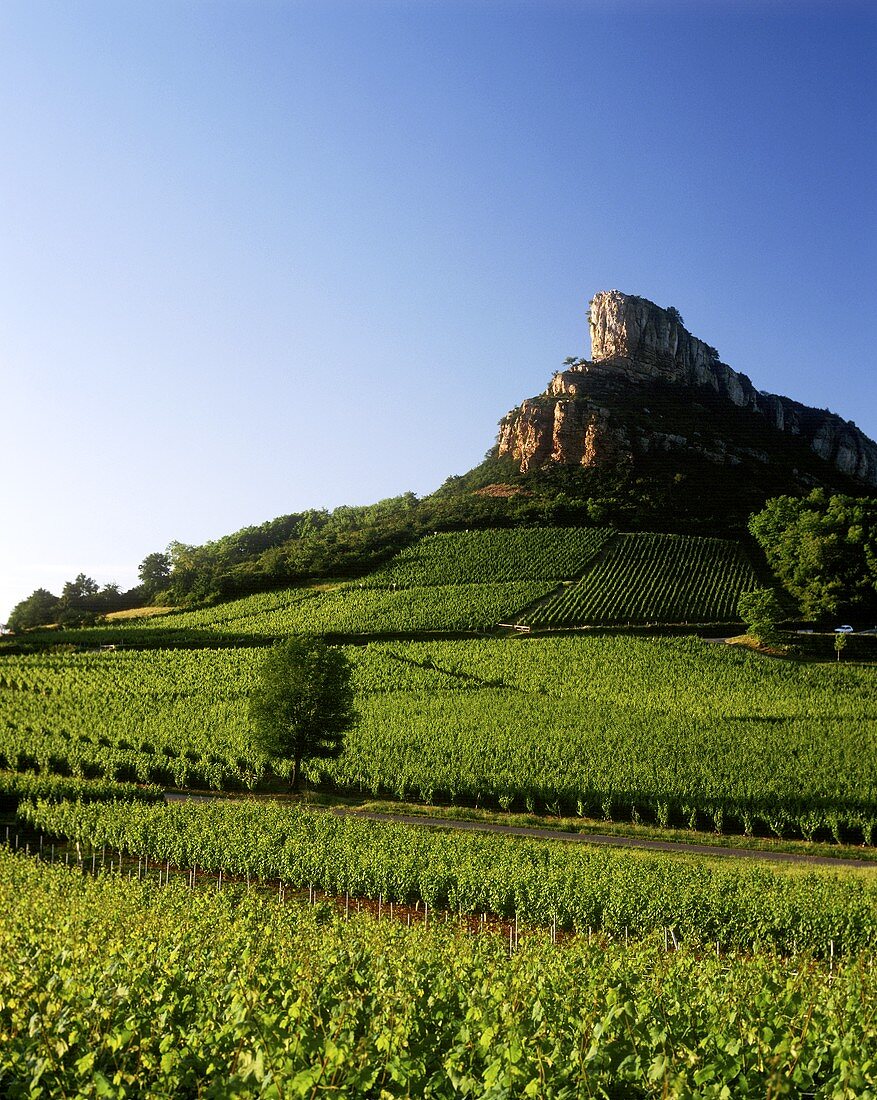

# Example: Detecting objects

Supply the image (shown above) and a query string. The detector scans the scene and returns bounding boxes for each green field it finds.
[2,522,875,1096]
[360,526,614,586]
[3,527,764,645]
[3,635,875,840]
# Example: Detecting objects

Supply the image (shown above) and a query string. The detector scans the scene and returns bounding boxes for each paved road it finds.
[164,792,876,869]
[337,809,877,868]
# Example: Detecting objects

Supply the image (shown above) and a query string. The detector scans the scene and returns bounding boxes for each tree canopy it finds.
[737,588,785,644]
[749,491,877,620]
[248,636,355,791]
[7,588,61,632]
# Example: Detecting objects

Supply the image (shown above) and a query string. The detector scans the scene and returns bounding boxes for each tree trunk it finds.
[291,755,300,792]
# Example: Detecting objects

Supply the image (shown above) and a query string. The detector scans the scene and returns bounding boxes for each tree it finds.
[7,588,60,632]
[138,552,172,599]
[749,491,877,619]
[834,633,847,662]
[56,573,101,626]
[248,636,355,791]
[738,588,784,644]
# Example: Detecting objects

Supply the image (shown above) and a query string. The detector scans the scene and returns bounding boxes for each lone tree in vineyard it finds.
[248,636,355,791]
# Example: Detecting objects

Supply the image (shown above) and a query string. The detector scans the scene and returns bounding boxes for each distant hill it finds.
[462,290,877,534]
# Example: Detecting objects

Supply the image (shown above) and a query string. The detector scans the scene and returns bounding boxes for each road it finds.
[164,792,876,869]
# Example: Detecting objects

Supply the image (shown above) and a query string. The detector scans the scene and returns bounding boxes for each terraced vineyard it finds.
[3,528,764,645]
[18,527,617,642]
[521,532,760,627]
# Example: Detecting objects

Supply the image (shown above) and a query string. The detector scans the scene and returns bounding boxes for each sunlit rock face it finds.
[496,290,877,486]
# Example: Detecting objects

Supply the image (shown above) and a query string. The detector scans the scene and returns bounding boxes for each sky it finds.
[1,0,875,621]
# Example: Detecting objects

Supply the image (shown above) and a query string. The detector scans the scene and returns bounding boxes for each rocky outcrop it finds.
[496,290,877,487]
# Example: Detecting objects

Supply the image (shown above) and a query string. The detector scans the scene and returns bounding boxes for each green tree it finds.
[7,588,60,632]
[738,588,784,644]
[138,552,172,599]
[57,574,101,626]
[834,633,847,662]
[248,637,355,791]
[749,491,877,619]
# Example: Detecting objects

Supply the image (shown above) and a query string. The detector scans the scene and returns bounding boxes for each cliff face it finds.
[497,290,877,487]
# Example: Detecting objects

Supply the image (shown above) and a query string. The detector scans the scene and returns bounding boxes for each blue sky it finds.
[2,0,875,619]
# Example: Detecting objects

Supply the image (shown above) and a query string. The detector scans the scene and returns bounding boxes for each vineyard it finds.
[2,849,873,1098]
[1,525,872,1096]
[1,635,875,841]
[521,532,760,627]
[19,797,877,952]
[1,527,766,646]
[360,527,614,587]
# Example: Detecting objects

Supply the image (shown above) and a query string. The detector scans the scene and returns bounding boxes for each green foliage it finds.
[360,527,613,588]
[7,588,60,632]
[249,637,355,790]
[523,532,760,626]
[137,551,171,599]
[0,648,267,790]
[737,587,785,643]
[3,848,875,1097]
[0,770,162,809]
[21,800,877,952]
[2,636,874,840]
[749,490,877,619]
[20,528,757,644]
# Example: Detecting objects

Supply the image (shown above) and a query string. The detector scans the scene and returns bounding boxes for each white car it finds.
[834,625,855,633]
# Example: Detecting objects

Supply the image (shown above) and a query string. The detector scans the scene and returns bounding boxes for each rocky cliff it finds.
[497,290,877,488]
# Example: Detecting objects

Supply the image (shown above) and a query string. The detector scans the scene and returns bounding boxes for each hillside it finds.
[3,528,764,649]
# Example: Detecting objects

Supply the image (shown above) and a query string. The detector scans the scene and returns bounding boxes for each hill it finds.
[7,291,876,622]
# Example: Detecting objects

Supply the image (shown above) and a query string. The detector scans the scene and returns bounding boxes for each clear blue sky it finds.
[2,0,875,620]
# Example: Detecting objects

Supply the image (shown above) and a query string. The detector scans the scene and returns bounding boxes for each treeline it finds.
[6,575,147,633]
[8,464,876,632]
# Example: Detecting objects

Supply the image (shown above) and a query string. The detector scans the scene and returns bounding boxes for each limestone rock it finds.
[496,290,877,488]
